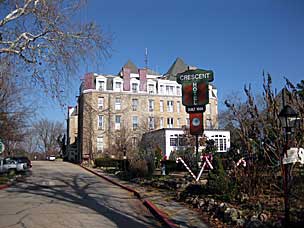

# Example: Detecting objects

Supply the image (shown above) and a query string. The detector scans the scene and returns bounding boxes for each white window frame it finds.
[148,99,154,112]
[167,100,174,112]
[160,117,164,128]
[98,80,105,91]
[148,84,154,94]
[132,99,138,111]
[115,81,122,91]
[115,97,121,110]
[98,115,103,129]
[98,97,104,110]
[97,137,104,152]
[132,83,139,93]
[167,117,174,128]
[148,117,155,129]
[115,115,121,130]
[133,116,138,130]
[160,100,164,112]
[159,85,164,94]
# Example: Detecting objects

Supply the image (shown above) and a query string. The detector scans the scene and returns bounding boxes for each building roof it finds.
[118,60,138,75]
[164,57,189,81]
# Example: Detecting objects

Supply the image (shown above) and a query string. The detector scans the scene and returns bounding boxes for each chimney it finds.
[123,67,130,91]
[139,68,147,91]
[84,73,95,90]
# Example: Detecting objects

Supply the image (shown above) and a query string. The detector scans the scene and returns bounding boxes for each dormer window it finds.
[148,84,154,94]
[132,83,138,93]
[98,81,105,91]
[115,82,122,91]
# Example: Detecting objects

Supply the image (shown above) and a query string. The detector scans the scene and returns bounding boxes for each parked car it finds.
[14,156,32,168]
[49,155,56,161]
[0,157,28,175]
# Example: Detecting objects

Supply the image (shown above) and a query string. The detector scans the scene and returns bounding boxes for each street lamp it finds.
[278,104,298,226]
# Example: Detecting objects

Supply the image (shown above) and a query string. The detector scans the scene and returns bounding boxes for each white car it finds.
[0,158,28,174]
[49,156,56,161]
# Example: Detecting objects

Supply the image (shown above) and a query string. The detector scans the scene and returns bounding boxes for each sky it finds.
[42,0,304,122]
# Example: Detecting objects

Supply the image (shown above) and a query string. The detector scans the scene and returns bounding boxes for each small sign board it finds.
[186,105,206,113]
[283,147,304,164]
[177,69,214,84]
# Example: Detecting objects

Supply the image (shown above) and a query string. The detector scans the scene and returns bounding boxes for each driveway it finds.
[0,161,162,228]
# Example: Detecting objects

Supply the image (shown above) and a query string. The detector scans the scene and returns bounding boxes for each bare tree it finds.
[0,0,111,101]
[33,118,64,156]
[224,74,304,196]
[0,59,35,156]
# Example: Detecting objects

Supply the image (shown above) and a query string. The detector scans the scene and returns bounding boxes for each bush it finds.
[207,155,230,196]
[129,158,149,178]
[163,160,187,174]
[94,157,127,169]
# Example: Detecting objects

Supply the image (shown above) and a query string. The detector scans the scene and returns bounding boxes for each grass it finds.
[0,176,9,185]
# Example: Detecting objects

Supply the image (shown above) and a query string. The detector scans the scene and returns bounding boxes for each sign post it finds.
[177,68,214,174]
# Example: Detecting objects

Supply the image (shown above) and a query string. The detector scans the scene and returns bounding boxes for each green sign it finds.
[177,69,214,84]
[177,69,214,107]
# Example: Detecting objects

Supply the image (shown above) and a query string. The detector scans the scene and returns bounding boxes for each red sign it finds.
[182,82,208,106]
[190,113,203,135]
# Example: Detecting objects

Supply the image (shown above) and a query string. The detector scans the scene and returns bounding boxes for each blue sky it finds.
[43,0,304,122]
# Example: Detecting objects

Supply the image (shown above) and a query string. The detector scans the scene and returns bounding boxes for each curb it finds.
[0,183,10,190]
[80,165,178,228]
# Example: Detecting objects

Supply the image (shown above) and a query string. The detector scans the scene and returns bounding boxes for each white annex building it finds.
[142,128,230,158]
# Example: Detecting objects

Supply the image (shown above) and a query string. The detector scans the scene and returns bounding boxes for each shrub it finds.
[129,158,149,178]
[94,157,122,169]
[207,154,230,196]
[163,160,186,174]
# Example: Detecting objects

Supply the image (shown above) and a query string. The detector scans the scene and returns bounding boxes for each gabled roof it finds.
[123,60,138,73]
[164,57,188,81]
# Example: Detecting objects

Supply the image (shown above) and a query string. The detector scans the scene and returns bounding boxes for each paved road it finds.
[0,161,163,228]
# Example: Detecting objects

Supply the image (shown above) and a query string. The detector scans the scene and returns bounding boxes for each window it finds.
[166,86,170,94]
[169,86,174,95]
[132,137,138,148]
[149,117,155,129]
[133,116,138,130]
[115,115,121,130]
[206,119,212,129]
[167,101,174,112]
[170,137,177,146]
[115,82,122,91]
[98,115,103,129]
[132,83,138,93]
[211,135,228,152]
[148,84,154,94]
[148,99,154,112]
[160,117,164,128]
[186,118,190,127]
[159,85,164,94]
[98,97,104,110]
[97,137,103,152]
[177,118,181,128]
[115,97,121,110]
[177,101,180,113]
[176,86,181,96]
[167,117,173,128]
[160,100,164,112]
[98,81,105,91]
[132,99,138,111]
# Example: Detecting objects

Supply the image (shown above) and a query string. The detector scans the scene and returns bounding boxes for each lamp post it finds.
[278,104,298,227]
[123,147,127,172]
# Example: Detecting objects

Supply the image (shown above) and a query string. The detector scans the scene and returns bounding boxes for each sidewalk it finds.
[88,167,209,228]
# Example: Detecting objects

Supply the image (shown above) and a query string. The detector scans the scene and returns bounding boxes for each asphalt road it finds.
[0,161,163,228]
